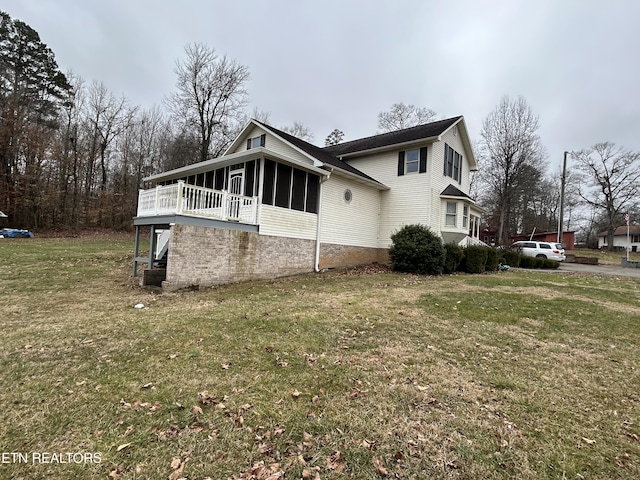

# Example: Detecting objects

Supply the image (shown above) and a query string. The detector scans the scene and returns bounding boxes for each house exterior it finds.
[133,116,483,289]
[598,225,640,251]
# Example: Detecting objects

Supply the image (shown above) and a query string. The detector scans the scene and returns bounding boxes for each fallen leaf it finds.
[582,437,596,445]
[326,451,346,473]
[221,363,230,370]
[291,390,301,398]
[170,457,181,469]
[373,457,389,476]
[116,443,131,452]
[199,391,218,406]
[141,382,154,389]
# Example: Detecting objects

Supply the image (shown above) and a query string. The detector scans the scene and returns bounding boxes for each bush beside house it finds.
[390,227,560,277]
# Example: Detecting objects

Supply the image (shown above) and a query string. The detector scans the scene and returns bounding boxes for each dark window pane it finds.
[262,160,276,205]
[205,171,214,189]
[305,174,319,213]
[291,169,306,211]
[275,164,292,208]
[244,160,256,197]
[214,168,225,190]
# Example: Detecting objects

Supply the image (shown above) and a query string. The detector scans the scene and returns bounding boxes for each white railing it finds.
[137,181,258,224]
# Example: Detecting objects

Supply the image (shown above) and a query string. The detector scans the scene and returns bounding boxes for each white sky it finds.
[3,0,639,170]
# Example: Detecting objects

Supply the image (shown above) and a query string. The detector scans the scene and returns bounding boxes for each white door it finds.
[228,167,244,219]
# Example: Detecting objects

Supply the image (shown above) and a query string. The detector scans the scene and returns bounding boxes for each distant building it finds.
[598,225,640,251]
[511,231,575,250]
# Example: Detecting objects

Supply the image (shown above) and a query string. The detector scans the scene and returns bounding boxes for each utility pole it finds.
[558,151,568,244]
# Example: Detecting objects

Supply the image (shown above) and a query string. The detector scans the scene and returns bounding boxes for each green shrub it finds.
[463,245,488,273]
[388,224,445,275]
[484,247,500,272]
[519,256,538,268]
[502,250,521,267]
[443,243,464,274]
[543,259,560,269]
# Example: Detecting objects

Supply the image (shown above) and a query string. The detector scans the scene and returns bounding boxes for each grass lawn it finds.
[1,237,639,479]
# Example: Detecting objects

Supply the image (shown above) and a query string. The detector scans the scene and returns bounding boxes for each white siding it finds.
[348,148,433,247]
[346,125,477,246]
[320,174,380,248]
[259,205,318,240]
[229,126,314,166]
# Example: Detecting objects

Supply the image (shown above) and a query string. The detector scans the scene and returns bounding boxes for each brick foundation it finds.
[161,225,390,290]
[163,224,316,290]
[319,243,389,269]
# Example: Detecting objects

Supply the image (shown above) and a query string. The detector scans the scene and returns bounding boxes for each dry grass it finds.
[0,237,639,479]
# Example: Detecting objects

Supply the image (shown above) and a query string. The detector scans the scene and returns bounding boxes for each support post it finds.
[133,225,140,276]
[148,225,157,271]
[558,151,568,244]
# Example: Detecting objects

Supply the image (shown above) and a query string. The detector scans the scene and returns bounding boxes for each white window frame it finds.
[445,201,457,227]
[405,149,420,174]
[463,204,469,228]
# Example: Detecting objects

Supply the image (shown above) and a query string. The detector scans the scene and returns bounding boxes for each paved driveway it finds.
[558,262,640,278]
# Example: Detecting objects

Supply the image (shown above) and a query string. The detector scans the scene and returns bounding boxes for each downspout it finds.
[315,169,332,272]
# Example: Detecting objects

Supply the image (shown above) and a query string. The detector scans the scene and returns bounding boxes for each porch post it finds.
[148,225,156,270]
[256,158,265,225]
[133,225,140,276]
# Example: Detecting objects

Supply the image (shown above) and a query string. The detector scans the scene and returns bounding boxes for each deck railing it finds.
[137,181,258,224]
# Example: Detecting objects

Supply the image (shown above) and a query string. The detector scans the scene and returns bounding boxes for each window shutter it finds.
[444,144,448,175]
[246,138,251,150]
[260,134,266,147]
[419,147,427,173]
[397,151,405,176]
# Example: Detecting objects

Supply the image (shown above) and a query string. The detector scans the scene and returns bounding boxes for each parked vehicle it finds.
[510,241,565,261]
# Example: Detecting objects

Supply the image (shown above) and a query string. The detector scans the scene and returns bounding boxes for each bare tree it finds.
[166,43,250,164]
[377,103,436,132]
[572,142,640,250]
[478,96,546,245]
[281,121,314,142]
[324,129,344,146]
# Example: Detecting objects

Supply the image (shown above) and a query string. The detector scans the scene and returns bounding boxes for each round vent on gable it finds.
[453,125,458,136]
[344,189,353,204]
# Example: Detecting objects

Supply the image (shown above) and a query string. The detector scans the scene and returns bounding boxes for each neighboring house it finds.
[511,231,575,250]
[598,225,640,251]
[133,116,483,289]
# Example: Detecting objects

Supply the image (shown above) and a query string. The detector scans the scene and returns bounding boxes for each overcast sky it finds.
[3,0,639,170]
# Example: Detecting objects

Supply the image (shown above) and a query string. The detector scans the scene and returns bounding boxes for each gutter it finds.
[315,168,332,272]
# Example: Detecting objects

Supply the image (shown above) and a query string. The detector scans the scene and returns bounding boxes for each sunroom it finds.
[132,145,328,277]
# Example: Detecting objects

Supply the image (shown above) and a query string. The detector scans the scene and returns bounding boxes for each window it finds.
[306,175,319,213]
[262,160,319,214]
[262,160,276,205]
[246,134,266,150]
[444,144,462,183]
[398,147,427,175]
[463,205,469,228]
[274,164,292,208]
[291,169,307,211]
[445,201,457,227]
[406,149,419,173]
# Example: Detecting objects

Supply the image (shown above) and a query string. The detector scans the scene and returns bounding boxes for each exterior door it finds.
[228,167,244,219]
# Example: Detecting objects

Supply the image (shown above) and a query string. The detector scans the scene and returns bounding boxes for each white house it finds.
[133,116,483,289]
[598,225,640,251]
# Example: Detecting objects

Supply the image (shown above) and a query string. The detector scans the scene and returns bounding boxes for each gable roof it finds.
[253,121,385,186]
[325,116,462,156]
[598,225,640,236]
